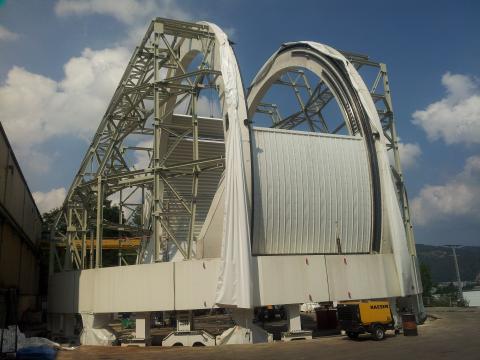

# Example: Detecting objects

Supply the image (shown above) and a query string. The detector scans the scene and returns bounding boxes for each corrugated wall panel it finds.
[162,136,224,257]
[252,128,372,254]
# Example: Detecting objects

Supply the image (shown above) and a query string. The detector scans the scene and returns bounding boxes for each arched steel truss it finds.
[50,18,416,273]
[50,18,250,271]
[247,43,382,252]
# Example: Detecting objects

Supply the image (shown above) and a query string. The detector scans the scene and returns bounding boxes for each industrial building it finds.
[47,18,424,346]
[0,122,43,328]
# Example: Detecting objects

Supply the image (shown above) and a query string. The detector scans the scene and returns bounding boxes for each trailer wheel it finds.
[372,325,385,341]
[347,332,359,339]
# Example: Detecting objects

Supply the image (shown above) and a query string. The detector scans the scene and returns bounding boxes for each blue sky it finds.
[0,0,479,246]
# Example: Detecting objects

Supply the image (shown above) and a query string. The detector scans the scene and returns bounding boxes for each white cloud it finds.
[412,72,480,145]
[389,141,421,169]
[33,187,67,213]
[133,139,153,170]
[55,0,192,46]
[223,27,236,39]
[55,0,191,25]
[0,47,130,173]
[174,95,222,118]
[0,25,19,41]
[21,151,58,175]
[411,155,480,226]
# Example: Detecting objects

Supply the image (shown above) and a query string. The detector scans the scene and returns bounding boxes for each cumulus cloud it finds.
[133,139,153,170]
[33,187,67,213]
[412,72,480,145]
[397,142,421,169]
[55,0,192,46]
[174,95,222,118]
[223,27,236,39]
[389,141,421,169]
[0,25,19,41]
[411,155,480,226]
[0,47,130,173]
[55,0,190,24]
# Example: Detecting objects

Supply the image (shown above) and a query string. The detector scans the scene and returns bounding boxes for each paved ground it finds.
[56,307,480,360]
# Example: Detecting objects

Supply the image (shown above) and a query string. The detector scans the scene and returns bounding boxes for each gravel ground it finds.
[56,307,480,360]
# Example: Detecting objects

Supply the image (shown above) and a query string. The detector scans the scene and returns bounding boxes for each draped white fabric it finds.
[204,23,253,308]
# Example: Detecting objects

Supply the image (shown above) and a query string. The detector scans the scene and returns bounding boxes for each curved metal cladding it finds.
[247,42,382,255]
[251,128,372,254]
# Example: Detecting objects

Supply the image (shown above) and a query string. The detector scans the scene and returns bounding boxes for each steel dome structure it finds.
[48,18,424,345]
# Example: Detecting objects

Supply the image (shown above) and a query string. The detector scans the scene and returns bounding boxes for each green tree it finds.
[420,262,433,297]
[41,207,61,231]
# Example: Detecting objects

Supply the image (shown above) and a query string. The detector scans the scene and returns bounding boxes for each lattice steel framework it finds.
[50,18,226,272]
[50,18,416,273]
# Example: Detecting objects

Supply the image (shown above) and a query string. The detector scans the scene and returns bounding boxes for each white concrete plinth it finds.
[134,312,151,345]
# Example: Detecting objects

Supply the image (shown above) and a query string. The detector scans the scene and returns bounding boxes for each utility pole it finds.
[443,245,464,302]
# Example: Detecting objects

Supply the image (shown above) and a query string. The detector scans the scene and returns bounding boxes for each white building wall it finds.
[464,290,480,307]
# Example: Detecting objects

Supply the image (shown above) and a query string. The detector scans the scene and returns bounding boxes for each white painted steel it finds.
[174,259,220,310]
[48,262,176,314]
[162,330,216,347]
[48,254,404,314]
[325,254,401,301]
[247,41,418,297]
[254,255,330,305]
[252,127,372,255]
[196,177,225,259]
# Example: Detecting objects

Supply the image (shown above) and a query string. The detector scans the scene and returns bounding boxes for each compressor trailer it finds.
[337,301,395,341]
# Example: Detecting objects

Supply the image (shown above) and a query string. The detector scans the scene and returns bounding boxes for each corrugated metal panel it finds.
[252,127,372,255]
[162,133,224,256]
[171,114,224,140]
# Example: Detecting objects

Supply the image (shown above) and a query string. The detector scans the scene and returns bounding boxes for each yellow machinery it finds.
[337,300,395,340]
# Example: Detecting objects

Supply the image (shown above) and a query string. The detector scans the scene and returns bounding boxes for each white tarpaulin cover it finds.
[203,23,253,308]
[80,313,116,346]
[0,326,76,352]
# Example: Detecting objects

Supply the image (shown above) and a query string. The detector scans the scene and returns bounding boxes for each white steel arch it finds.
[246,42,416,296]
[47,20,425,339]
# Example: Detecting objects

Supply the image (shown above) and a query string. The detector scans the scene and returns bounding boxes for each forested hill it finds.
[416,244,480,283]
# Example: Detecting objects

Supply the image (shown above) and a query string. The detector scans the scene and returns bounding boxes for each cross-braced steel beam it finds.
[51,18,226,272]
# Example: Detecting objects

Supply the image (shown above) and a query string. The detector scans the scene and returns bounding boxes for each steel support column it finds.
[95,176,104,268]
